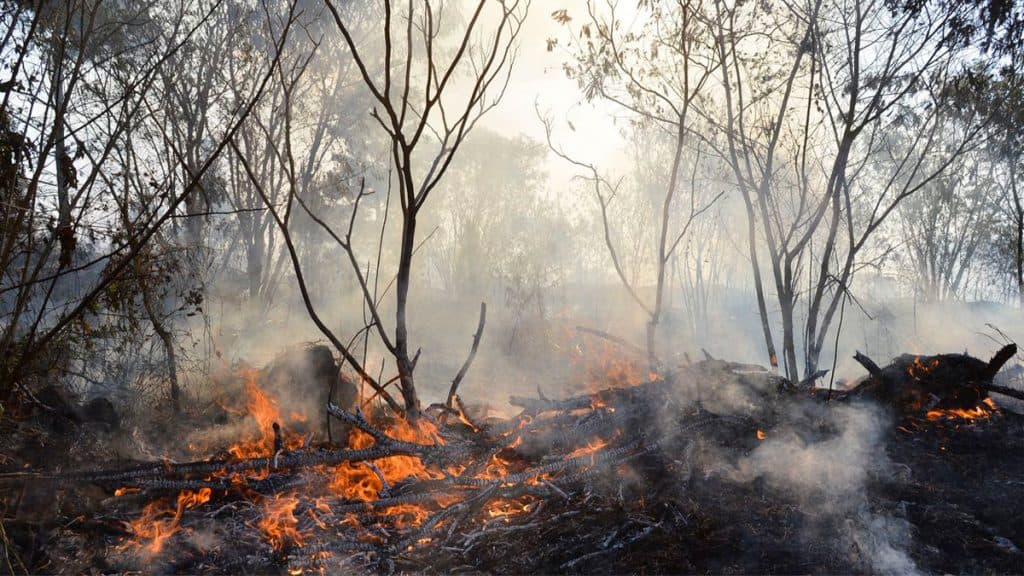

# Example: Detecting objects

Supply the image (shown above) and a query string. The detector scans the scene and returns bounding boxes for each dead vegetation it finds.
[0,343,1021,574]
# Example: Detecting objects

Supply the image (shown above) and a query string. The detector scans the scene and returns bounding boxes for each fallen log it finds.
[983,382,1024,401]
[0,405,467,485]
[847,344,1017,415]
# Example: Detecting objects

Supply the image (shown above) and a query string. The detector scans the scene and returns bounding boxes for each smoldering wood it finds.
[845,344,1017,413]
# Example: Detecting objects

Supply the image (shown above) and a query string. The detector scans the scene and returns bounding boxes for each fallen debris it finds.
[1,348,1022,574]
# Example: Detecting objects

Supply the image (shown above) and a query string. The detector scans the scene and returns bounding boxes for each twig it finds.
[446,302,487,410]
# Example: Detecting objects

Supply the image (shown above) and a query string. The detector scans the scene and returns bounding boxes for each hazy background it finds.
[1,0,1022,418]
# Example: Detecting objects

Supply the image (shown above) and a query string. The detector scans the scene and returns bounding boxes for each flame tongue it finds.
[260,493,305,551]
[227,369,304,460]
[123,488,211,555]
[926,397,998,422]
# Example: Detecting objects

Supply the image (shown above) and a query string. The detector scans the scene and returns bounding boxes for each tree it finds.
[548,1,724,369]
[896,146,1000,302]
[241,0,528,419]
[0,0,297,405]
[426,129,564,352]
[707,0,992,381]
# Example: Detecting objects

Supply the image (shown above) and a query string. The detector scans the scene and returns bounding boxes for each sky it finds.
[475,1,641,183]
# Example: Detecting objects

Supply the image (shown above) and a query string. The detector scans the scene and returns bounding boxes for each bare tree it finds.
[708,0,989,382]
[239,0,527,419]
[547,1,725,369]
[897,147,1000,302]
[0,0,298,403]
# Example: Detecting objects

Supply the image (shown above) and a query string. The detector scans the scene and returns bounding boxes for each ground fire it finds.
[1,342,1022,573]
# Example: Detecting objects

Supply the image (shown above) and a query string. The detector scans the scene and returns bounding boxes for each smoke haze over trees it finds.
[0,0,1022,419]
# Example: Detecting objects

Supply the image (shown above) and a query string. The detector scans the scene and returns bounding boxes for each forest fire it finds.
[109,346,1024,570]
[113,372,592,565]
[3,344,1021,574]
[3,0,1024,573]
[97,361,666,569]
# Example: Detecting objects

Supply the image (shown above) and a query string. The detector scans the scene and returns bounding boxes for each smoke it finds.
[727,403,920,575]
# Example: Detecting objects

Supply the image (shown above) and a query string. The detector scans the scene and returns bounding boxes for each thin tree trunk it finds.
[1011,166,1023,306]
[740,188,778,371]
[648,117,689,370]
[54,51,73,269]
[395,199,420,419]
[142,284,180,413]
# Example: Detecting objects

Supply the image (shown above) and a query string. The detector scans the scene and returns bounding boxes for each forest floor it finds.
[0,359,1022,574]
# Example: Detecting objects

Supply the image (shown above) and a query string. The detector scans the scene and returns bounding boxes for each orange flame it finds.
[485,498,532,520]
[123,488,211,555]
[226,369,304,459]
[259,493,305,551]
[325,415,444,520]
[572,341,651,390]
[567,437,610,461]
[907,356,940,379]
[926,397,998,422]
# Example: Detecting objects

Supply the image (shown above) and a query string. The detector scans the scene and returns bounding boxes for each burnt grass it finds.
[397,408,1024,575]
[0,379,1022,574]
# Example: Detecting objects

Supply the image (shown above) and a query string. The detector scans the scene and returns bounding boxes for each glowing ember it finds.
[381,503,432,527]
[567,437,610,461]
[907,356,940,380]
[485,498,532,520]
[756,430,766,440]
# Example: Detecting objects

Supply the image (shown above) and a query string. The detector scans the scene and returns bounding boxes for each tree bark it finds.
[1011,166,1023,306]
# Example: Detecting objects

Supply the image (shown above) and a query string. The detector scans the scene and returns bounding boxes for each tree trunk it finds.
[140,270,180,414]
[779,293,799,383]
[649,116,688,370]
[246,212,264,302]
[742,191,779,372]
[1011,166,1023,306]
[53,52,73,269]
[395,200,420,419]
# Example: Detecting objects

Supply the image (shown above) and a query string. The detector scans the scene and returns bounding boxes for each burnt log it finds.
[847,344,1017,414]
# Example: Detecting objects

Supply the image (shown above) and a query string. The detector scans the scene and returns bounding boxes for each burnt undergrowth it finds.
[0,348,1022,575]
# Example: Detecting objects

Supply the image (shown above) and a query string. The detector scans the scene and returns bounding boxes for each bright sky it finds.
[477,1,640,182]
